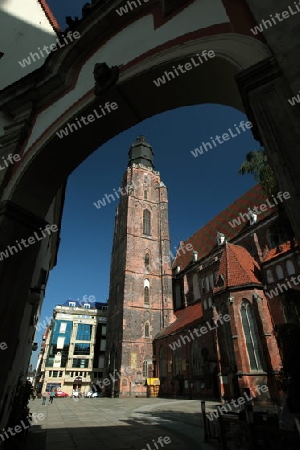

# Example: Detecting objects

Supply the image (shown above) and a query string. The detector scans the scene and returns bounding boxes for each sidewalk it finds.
[22,398,221,450]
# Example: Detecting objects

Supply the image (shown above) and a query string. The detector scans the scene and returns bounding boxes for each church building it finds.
[105,136,176,397]
[106,137,299,404]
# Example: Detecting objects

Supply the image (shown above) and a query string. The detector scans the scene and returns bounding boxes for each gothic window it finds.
[240,300,263,371]
[144,190,148,200]
[266,269,274,283]
[209,273,214,290]
[144,280,150,305]
[205,276,210,293]
[159,347,167,377]
[143,209,151,235]
[275,265,284,280]
[286,260,295,275]
[192,273,200,301]
[192,340,202,376]
[145,253,150,271]
[145,322,150,337]
[144,287,150,304]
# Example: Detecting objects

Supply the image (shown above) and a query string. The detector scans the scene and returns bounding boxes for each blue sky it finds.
[31,1,259,367]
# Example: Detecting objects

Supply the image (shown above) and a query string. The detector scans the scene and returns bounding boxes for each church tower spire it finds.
[128,135,154,169]
[105,137,175,397]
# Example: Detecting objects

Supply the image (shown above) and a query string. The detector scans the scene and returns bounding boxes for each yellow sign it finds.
[147,378,160,385]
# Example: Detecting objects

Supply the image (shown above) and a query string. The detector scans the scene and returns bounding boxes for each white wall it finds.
[0,0,57,90]
[24,0,229,153]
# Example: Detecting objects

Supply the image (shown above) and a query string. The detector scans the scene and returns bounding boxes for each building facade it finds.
[40,299,107,395]
[105,136,177,397]
[153,185,299,404]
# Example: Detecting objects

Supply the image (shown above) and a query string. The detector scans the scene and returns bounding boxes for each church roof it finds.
[38,0,61,33]
[154,302,202,339]
[214,243,262,293]
[262,240,297,263]
[173,184,275,271]
[128,136,154,169]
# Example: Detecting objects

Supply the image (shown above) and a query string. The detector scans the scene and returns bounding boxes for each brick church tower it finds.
[105,136,175,397]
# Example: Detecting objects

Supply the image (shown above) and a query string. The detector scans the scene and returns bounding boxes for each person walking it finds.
[49,390,55,404]
[42,391,47,405]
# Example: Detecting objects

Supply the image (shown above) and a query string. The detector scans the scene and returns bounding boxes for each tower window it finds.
[145,322,150,337]
[144,286,150,305]
[143,209,151,236]
[145,253,150,271]
[144,190,147,200]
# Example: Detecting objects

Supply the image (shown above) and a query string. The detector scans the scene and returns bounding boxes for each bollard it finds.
[201,400,209,442]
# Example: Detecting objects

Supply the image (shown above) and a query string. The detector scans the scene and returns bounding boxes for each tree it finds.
[239,148,294,242]
[238,149,278,197]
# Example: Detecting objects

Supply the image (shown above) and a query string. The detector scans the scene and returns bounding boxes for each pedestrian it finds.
[49,390,55,404]
[42,391,47,405]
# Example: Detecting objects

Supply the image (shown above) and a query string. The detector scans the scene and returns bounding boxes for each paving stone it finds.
[24,398,221,450]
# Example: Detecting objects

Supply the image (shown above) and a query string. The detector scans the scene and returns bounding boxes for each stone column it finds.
[0,200,48,429]
[236,57,300,240]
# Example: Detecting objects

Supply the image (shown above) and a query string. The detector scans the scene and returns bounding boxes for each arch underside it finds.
[7,32,270,219]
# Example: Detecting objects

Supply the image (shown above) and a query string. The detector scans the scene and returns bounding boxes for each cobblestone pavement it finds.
[23,397,221,450]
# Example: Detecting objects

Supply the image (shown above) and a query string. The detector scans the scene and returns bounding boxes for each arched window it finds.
[145,322,150,337]
[143,209,151,235]
[192,340,202,376]
[266,269,274,283]
[209,273,214,290]
[240,300,263,371]
[286,260,295,275]
[144,190,147,200]
[193,273,200,301]
[143,355,152,378]
[205,276,210,293]
[145,253,150,271]
[276,265,284,280]
[144,287,150,305]
[159,347,167,377]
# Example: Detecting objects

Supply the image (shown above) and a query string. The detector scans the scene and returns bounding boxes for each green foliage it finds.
[238,149,278,197]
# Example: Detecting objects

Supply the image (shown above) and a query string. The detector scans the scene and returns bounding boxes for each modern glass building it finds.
[40,299,107,395]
